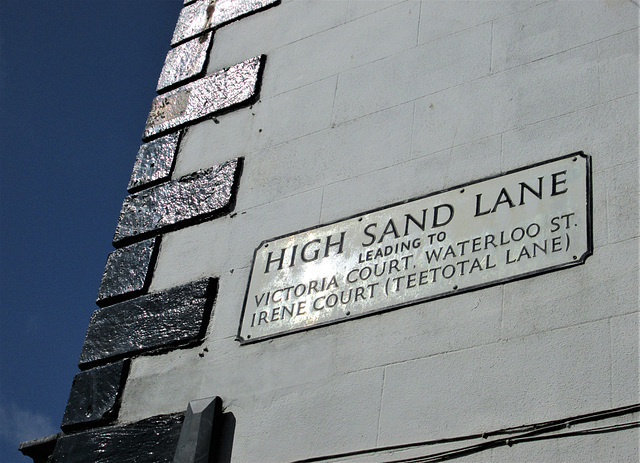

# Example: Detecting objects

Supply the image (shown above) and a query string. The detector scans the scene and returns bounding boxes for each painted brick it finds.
[417,0,540,45]
[173,76,337,177]
[332,22,492,125]
[96,238,158,307]
[52,414,184,463]
[345,0,408,23]
[597,29,639,100]
[128,132,181,193]
[171,0,279,46]
[604,161,639,244]
[591,166,610,249]
[329,286,503,375]
[121,364,384,462]
[261,1,420,97]
[113,158,240,247]
[60,361,129,431]
[157,32,213,93]
[238,103,413,211]
[491,0,638,72]
[501,239,639,339]
[611,313,640,405]
[143,57,263,141]
[485,415,640,463]
[412,38,611,156]
[501,94,639,174]
[206,0,349,73]
[229,369,384,462]
[321,135,502,223]
[378,320,612,446]
[79,278,217,368]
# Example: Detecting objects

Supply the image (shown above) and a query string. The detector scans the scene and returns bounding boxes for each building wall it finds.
[47,1,640,462]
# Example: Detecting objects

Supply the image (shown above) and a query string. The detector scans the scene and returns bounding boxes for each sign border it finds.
[236,152,593,345]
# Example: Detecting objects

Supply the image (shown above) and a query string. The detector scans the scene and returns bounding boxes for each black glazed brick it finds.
[143,57,263,140]
[79,278,217,369]
[171,0,279,46]
[96,238,158,307]
[113,158,240,247]
[61,361,129,432]
[52,414,184,463]
[128,132,181,193]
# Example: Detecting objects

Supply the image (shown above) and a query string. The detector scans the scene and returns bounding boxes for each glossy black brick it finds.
[171,0,279,46]
[52,414,184,463]
[113,158,239,247]
[96,238,158,307]
[128,133,181,193]
[143,57,262,140]
[61,361,129,431]
[79,278,217,369]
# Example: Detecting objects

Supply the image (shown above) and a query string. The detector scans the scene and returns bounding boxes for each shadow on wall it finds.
[218,412,236,463]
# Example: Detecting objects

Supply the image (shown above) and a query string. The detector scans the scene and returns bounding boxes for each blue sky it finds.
[0,1,183,460]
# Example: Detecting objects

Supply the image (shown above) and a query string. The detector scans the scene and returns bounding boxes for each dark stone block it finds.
[157,33,213,94]
[128,132,181,193]
[19,433,61,463]
[79,278,217,369]
[60,361,129,432]
[171,0,279,46]
[52,414,184,463]
[113,158,240,247]
[143,56,263,140]
[173,396,223,463]
[96,238,158,307]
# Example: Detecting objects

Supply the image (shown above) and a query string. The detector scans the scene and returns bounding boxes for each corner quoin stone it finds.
[113,158,240,247]
[52,414,184,463]
[79,278,217,369]
[60,360,129,432]
[157,33,213,94]
[96,237,158,307]
[143,56,263,141]
[128,132,181,193]
[171,0,279,46]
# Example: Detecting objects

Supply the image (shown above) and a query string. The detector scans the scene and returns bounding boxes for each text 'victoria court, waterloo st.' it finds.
[238,153,592,343]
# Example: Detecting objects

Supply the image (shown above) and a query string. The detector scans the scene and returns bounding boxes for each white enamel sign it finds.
[238,153,592,343]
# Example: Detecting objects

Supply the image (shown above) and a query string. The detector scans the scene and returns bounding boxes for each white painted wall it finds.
[120,1,638,461]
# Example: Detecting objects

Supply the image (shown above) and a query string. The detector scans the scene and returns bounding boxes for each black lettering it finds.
[475,194,491,216]
[433,204,454,227]
[362,223,377,247]
[519,177,543,205]
[378,219,400,243]
[491,188,515,212]
[264,248,286,274]
[404,209,428,235]
[551,170,568,196]
[325,232,346,257]
[301,239,321,262]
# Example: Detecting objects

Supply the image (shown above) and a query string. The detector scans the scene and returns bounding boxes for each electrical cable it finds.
[291,403,639,463]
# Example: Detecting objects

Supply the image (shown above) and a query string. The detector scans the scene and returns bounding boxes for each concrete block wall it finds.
[23,1,638,462]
